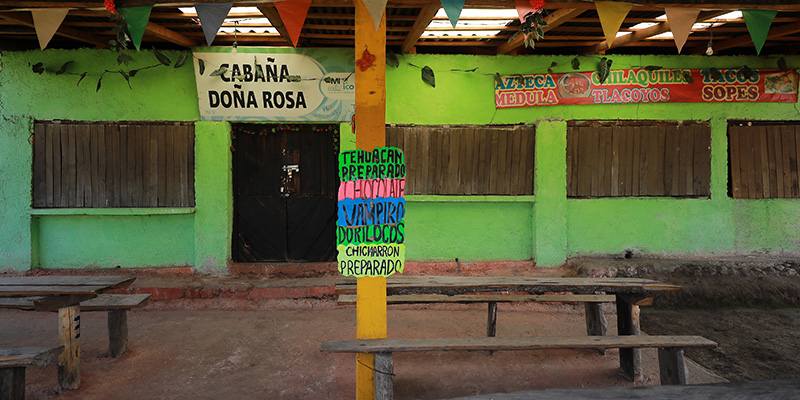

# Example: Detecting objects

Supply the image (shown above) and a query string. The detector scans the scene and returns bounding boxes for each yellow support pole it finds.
[354,1,387,400]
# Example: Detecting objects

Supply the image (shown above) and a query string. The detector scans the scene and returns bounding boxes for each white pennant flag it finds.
[31,8,69,50]
[361,0,388,31]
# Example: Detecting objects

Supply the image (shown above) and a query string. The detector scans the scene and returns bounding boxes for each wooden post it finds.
[658,347,689,385]
[373,352,393,400]
[108,310,128,358]
[354,1,387,400]
[0,367,25,400]
[486,301,498,337]
[58,305,81,390]
[616,296,642,381]
[584,302,607,336]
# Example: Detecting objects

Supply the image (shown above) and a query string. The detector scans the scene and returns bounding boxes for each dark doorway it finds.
[232,124,339,262]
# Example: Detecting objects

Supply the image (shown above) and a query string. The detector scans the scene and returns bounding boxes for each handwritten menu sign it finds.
[337,147,405,277]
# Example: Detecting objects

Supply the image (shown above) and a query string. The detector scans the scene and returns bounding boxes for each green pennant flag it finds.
[119,4,153,51]
[742,9,778,55]
[440,0,465,29]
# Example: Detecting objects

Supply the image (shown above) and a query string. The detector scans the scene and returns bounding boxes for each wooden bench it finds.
[321,335,718,400]
[0,294,151,358]
[1,346,63,400]
[338,294,618,338]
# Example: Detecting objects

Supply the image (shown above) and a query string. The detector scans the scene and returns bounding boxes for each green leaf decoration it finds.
[644,65,662,71]
[55,61,73,75]
[741,66,755,81]
[710,68,723,81]
[255,64,264,80]
[324,76,331,83]
[494,73,502,88]
[152,47,171,66]
[681,70,694,84]
[547,61,558,74]
[96,76,103,92]
[32,62,44,74]
[109,39,119,47]
[288,75,302,82]
[77,72,87,86]
[421,66,435,87]
[119,69,132,89]
[198,59,206,75]
[209,67,228,77]
[174,51,190,68]
[387,51,399,68]
[571,57,580,70]
[598,57,611,84]
[117,53,134,66]
[778,57,789,72]
[129,69,138,77]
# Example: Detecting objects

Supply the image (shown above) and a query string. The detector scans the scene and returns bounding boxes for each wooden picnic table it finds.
[0,276,135,390]
[335,275,681,380]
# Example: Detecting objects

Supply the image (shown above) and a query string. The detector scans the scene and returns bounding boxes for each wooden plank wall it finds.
[33,121,195,208]
[729,123,800,199]
[567,123,711,198]
[386,125,535,195]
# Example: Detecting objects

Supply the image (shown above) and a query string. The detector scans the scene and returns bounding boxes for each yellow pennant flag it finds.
[31,8,69,50]
[665,7,701,54]
[595,1,633,48]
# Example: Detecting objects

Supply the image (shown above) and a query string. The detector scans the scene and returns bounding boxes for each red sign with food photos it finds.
[494,68,798,108]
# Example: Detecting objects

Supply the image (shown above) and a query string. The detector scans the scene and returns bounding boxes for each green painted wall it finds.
[404,201,533,261]
[35,214,194,268]
[4,49,800,270]
[385,54,800,265]
[194,121,232,273]
[0,49,202,271]
[0,116,33,270]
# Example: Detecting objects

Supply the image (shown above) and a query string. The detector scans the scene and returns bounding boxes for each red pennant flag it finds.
[274,0,312,47]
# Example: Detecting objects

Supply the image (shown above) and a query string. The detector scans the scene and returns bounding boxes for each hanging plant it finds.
[509,11,548,49]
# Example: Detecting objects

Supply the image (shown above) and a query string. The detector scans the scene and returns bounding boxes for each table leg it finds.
[616,295,641,381]
[58,305,80,390]
[486,302,498,337]
[0,367,25,400]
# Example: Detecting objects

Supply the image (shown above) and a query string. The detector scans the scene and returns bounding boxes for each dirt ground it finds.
[0,301,723,400]
[642,307,800,383]
[570,255,800,386]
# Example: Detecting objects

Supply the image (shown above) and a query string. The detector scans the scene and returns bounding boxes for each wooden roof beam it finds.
[0,11,107,47]
[583,10,730,55]
[497,8,583,54]
[257,4,294,46]
[401,2,439,53]
[145,20,199,47]
[689,21,800,54]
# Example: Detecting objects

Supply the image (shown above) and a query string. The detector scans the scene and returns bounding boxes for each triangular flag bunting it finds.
[743,9,778,55]
[195,3,232,46]
[31,8,69,50]
[514,0,535,23]
[595,1,633,48]
[440,0,465,29]
[665,7,700,54]
[118,4,153,51]
[362,0,389,31]
[275,0,312,47]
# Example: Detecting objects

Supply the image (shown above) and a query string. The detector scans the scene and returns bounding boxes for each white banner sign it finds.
[193,49,355,121]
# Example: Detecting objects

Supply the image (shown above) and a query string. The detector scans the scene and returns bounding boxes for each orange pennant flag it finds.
[31,8,69,50]
[595,1,633,48]
[275,0,312,47]
[665,7,700,54]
